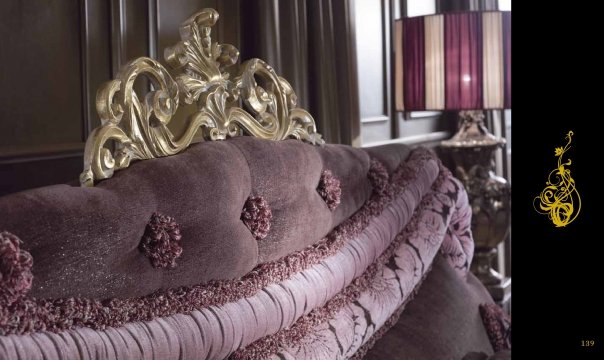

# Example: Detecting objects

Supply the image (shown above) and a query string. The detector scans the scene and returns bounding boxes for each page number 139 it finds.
[581,340,595,347]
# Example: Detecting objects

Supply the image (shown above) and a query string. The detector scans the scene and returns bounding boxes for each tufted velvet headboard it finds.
[1,137,373,301]
[0,8,492,360]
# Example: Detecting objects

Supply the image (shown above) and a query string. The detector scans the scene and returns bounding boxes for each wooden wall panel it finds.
[361,121,393,145]
[0,0,241,196]
[0,156,82,196]
[355,0,393,145]
[356,0,387,118]
[157,0,218,55]
[0,0,368,195]
[0,1,84,150]
[123,0,150,62]
[216,0,241,57]
[81,0,112,133]
[358,0,455,149]
[0,0,112,195]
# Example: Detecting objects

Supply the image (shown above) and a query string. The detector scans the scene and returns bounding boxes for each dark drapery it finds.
[240,0,359,145]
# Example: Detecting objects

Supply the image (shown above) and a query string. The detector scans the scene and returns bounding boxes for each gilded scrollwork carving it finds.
[534,131,581,227]
[81,8,323,187]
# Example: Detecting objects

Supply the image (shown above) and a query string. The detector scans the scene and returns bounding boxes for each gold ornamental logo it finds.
[534,131,581,227]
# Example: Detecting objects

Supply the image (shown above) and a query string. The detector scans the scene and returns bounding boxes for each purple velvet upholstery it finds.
[269,163,473,359]
[0,138,485,360]
[0,140,257,300]
[0,156,434,359]
[0,138,382,300]
[364,143,412,176]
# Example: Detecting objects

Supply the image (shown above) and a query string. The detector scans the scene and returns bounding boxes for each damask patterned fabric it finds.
[479,303,512,352]
[270,163,471,359]
[364,257,494,360]
[440,168,475,279]
[0,141,476,359]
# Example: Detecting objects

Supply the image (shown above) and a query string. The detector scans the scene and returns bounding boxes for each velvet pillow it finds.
[479,303,512,352]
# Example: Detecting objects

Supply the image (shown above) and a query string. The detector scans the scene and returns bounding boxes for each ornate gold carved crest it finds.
[81,9,323,187]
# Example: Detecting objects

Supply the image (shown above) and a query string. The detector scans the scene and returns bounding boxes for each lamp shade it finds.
[395,11,511,111]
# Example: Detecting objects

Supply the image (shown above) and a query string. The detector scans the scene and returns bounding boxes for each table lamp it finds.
[395,11,511,306]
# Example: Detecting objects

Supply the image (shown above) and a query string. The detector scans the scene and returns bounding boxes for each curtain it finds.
[239,0,359,145]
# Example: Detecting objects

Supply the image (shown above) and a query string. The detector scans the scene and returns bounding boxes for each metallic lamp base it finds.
[441,110,511,301]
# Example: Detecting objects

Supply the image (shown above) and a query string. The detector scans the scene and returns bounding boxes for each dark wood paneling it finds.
[356,0,387,118]
[0,1,108,196]
[331,0,361,146]
[157,0,218,55]
[0,153,82,196]
[1,0,235,196]
[366,0,455,148]
[355,0,393,145]
[111,0,152,93]
[81,0,112,134]
[278,0,309,109]
[108,0,154,66]
[216,0,241,63]
[124,0,151,61]
[0,1,84,150]
[1,1,372,197]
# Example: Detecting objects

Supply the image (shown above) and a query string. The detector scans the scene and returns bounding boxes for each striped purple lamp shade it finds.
[395,11,511,111]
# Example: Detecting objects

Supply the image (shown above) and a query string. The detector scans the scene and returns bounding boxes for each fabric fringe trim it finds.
[230,161,444,359]
[0,148,437,336]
